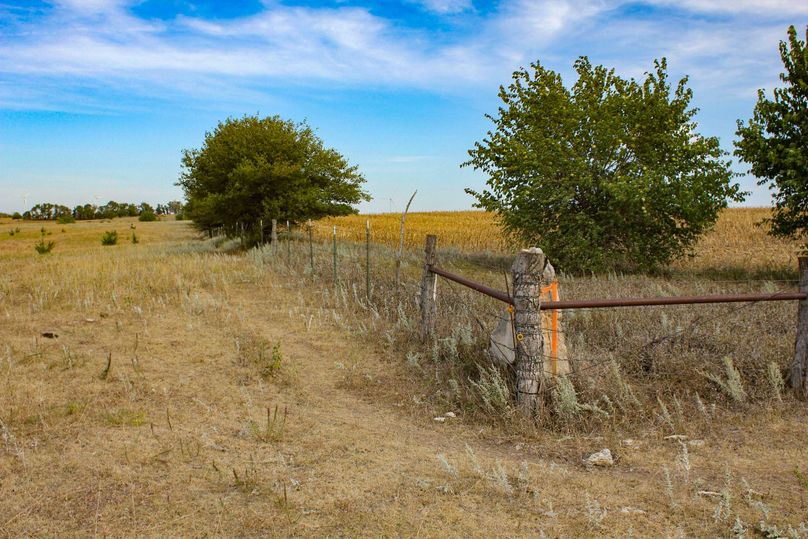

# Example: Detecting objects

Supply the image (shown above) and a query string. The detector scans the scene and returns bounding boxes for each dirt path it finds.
[222,283,680,537]
[227,285,539,535]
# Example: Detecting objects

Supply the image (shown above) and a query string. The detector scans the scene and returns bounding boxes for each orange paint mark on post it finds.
[540,281,560,375]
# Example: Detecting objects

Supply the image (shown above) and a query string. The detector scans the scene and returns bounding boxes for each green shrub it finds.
[175,213,185,221]
[35,239,55,254]
[35,228,55,254]
[12,212,22,220]
[56,215,76,224]
[138,210,157,222]
[464,57,742,273]
[101,231,118,245]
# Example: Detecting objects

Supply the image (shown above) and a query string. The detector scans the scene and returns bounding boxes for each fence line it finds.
[218,221,808,416]
[419,235,808,414]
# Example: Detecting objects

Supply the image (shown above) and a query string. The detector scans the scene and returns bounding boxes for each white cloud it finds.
[648,0,808,14]
[2,0,587,101]
[409,0,473,14]
[0,0,801,112]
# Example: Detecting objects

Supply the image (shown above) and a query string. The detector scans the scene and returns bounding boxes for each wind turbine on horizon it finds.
[22,192,30,211]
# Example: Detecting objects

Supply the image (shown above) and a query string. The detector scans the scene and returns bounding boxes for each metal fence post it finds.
[790,257,808,397]
[419,235,438,341]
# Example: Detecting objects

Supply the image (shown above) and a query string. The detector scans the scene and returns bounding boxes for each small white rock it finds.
[664,434,688,441]
[585,448,614,467]
[444,412,456,418]
[433,416,446,422]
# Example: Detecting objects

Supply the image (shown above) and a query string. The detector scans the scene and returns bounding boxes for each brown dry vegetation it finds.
[1,211,807,538]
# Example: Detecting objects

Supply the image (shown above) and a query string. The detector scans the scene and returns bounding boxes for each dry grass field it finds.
[1,210,807,537]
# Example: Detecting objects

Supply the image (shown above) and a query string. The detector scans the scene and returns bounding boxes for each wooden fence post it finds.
[286,220,291,262]
[511,247,555,417]
[271,219,278,246]
[789,257,808,397]
[420,235,438,341]
[332,226,338,285]
[365,219,371,301]
[307,221,314,271]
[259,219,264,244]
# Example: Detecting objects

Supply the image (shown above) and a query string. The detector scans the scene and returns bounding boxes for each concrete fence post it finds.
[511,247,555,418]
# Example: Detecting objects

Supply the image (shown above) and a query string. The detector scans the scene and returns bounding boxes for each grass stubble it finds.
[0,210,807,537]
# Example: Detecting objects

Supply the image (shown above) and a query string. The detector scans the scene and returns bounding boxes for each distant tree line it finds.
[12,200,185,221]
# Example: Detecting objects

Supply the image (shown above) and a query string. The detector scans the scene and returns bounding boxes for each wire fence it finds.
[227,223,803,410]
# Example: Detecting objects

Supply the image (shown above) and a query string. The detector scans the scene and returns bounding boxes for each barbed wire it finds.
[542,297,771,391]
[433,265,787,394]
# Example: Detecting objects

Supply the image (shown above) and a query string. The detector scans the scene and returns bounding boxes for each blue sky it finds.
[0,0,805,214]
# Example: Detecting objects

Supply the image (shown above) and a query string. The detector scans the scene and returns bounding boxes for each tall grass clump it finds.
[702,357,747,404]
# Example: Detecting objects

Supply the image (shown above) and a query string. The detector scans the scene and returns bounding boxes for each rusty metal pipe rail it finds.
[542,291,807,310]
[429,265,807,310]
[429,265,513,304]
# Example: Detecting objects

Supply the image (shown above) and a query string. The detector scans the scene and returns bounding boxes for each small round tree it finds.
[465,57,744,273]
[178,115,369,234]
[735,25,808,249]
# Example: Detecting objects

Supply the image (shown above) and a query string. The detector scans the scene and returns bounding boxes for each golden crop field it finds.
[312,211,506,253]
[313,207,802,275]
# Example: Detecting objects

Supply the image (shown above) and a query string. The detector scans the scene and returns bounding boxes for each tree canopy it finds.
[735,25,808,248]
[178,115,369,233]
[465,57,743,273]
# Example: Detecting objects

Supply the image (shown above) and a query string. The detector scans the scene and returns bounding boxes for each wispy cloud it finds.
[647,0,808,15]
[0,0,803,112]
[408,0,473,14]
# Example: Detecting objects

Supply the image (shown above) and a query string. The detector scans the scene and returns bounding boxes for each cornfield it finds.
[312,208,801,275]
[311,211,508,254]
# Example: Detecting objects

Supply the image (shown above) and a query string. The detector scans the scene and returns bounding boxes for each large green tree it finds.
[178,115,369,233]
[465,57,743,273]
[735,25,808,248]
